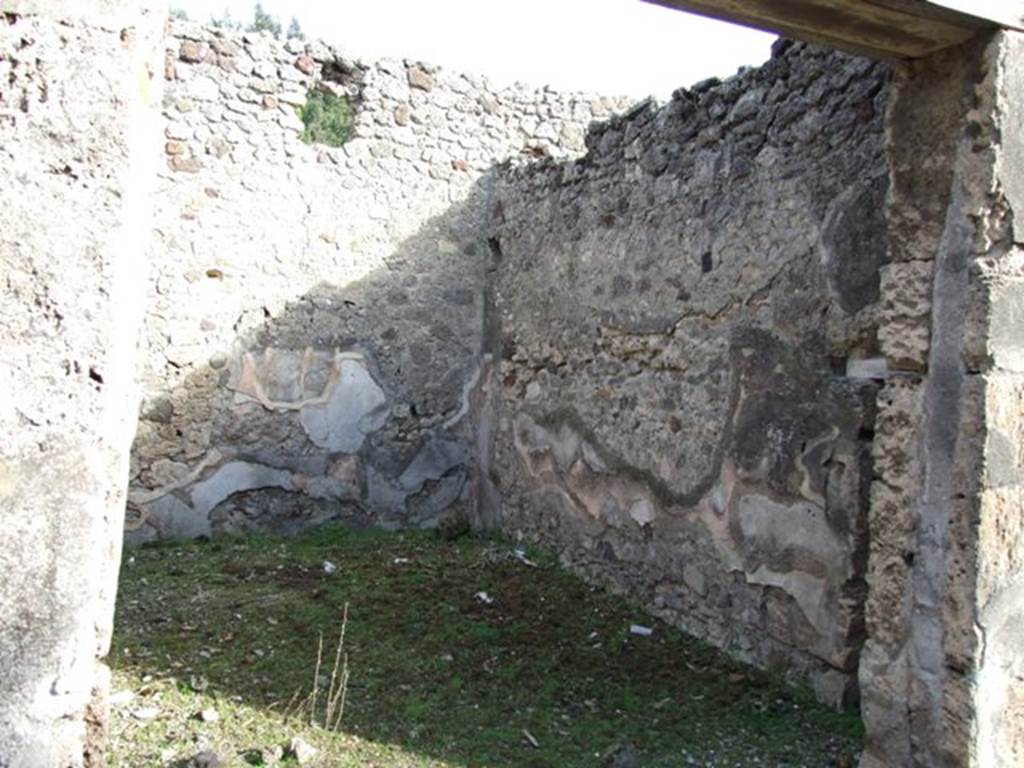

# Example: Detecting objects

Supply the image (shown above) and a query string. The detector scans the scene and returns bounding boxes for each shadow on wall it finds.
[124,19,623,548]
[126,176,502,545]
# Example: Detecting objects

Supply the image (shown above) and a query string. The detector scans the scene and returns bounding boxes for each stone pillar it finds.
[0,2,164,766]
[860,29,1024,768]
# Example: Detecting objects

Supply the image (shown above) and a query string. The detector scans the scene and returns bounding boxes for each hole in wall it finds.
[295,56,365,148]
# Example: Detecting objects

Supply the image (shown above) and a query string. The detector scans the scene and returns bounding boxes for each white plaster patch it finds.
[299,358,390,452]
[748,565,830,638]
[628,498,656,526]
[730,493,845,639]
[736,494,843,565]
[145,494,211,540]
[190,461,294,515]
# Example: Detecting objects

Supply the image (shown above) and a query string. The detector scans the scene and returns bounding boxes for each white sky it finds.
[173,0,776,98]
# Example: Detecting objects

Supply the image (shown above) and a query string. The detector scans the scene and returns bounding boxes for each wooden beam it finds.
[916,0,1024,30]
[643,0,1021,59]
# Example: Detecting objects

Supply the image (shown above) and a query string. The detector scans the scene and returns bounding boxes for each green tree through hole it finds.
[297,89,353,147]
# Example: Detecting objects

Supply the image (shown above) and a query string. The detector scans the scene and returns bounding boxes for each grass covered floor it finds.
[108,525,862,767]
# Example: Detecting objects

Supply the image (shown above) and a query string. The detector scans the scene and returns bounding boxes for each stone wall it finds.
[126,21,628,544]
[858,31,1024,768]
[1,4,1020,765]
[0,2,164,766]
[491,41,891,706]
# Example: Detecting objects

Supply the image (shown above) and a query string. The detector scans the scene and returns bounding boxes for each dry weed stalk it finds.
[276,689,304,722]
[310,602,350,732]
[310,631,324,722]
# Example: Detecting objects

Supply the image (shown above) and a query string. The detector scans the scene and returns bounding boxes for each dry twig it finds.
[310,602,350,732]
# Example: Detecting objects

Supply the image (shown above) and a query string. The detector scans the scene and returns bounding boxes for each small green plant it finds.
[297,89,353,148]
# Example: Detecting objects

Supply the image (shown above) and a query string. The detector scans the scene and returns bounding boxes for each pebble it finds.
[187,749,224,768]
[287,735,318,765]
